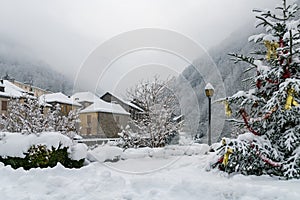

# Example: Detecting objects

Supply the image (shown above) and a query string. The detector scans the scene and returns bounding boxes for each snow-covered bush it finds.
[117,125,150,149]
[0,96,84,169]
[0,132,87,169]
[212,0,300,179]
[0,144,84,170]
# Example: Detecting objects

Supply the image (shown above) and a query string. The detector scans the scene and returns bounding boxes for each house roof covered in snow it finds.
[100,92,144,112]
[71,92,100,103]
[80,99,130,115]
[39,92,81,106]
[124,100,144,112]
[173,114,184,122]
[0,80,27,98]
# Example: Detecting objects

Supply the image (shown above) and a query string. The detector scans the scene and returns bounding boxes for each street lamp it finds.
[205,83,214,146]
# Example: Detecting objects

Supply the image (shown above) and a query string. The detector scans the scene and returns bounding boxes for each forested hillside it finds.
[0,55,73,95]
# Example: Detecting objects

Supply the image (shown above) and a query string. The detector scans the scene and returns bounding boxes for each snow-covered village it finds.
[1,0,300,199]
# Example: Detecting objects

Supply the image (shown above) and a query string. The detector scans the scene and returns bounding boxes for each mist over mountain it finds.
[1,0,298,141]
[0,38,74,95]
[175,23,262,142]
[0,20,264,142]
[175,0,300,142]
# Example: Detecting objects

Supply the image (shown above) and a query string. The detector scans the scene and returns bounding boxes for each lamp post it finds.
[205,83,214,146]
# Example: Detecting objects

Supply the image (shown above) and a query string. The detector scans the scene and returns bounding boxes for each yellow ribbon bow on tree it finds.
[285,88,299,110]
[264,40,279,60]
[224,100,232,117]
[221,100,232,117]
[222,147,233,166]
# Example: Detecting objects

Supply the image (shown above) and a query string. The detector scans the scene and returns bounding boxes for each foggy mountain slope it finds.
[0,39,74,95]
[175,23,261,141]
[210,25,261,94]
[180,0,300,141]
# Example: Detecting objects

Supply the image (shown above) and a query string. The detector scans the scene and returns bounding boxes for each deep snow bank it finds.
[88,143,210,162]
[0,153,299,200]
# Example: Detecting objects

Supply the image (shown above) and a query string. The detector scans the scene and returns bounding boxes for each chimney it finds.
[0,79,5,92]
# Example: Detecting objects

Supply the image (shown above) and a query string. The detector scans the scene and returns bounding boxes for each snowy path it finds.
[0,153,299,200]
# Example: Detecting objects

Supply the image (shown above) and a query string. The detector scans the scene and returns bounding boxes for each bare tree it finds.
[122,76,182,148]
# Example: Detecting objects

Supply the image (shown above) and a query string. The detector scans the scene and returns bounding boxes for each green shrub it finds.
[0,144,84,170]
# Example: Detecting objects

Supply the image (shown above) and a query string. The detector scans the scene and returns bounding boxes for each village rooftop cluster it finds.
[0,76,145,139]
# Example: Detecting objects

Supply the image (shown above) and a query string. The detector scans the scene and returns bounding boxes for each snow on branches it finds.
[121,76,181,148]
[0,96,80,137]
[213,0,300,179]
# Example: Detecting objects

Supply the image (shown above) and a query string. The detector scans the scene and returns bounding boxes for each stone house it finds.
[0,79,38,130]
[39,92,81,116]
[12,80,51,97]
[101,92,144,120]
[71,91,98,109]
[0,79,32,116]
[78,96,130,138]
[2,74,51,97]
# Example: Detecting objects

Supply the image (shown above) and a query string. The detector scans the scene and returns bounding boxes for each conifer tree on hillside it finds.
[213,0,300,179]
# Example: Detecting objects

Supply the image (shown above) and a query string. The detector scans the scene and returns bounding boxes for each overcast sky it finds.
[0,0,277,94]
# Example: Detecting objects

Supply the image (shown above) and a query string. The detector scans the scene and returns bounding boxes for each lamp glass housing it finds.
[205,88,214,97]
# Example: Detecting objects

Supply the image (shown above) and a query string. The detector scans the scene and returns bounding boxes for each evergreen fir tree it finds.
[46,103,63,132]
[22,97,45,133]
[45,103,80,137]
[4,98,24,133]
[213,0,300,179]
[61,109,80,138]
[3,96,45,134]
[1,97,80,137]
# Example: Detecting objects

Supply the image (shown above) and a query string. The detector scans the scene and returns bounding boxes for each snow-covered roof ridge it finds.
[39,92,81,106]
[80,98,130,115]
[101,91,144,112]
[124,100,144,112]
[0,80,27,98]
[71,91,100,103]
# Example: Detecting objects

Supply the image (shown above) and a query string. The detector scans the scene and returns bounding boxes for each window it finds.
[1,101,7,111]
[87,128,91,135]
[115,116,120,123]
[64,105,67,114]
[87,115,91,126]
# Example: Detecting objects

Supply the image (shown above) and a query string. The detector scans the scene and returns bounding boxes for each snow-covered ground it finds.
[0,144,299,200]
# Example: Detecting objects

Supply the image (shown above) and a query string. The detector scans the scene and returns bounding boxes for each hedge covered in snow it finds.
[0,132,87,169]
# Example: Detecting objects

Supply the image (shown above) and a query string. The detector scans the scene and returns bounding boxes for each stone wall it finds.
[79,112,100,136]
[99,112,129,138]
[79,112,129,138]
